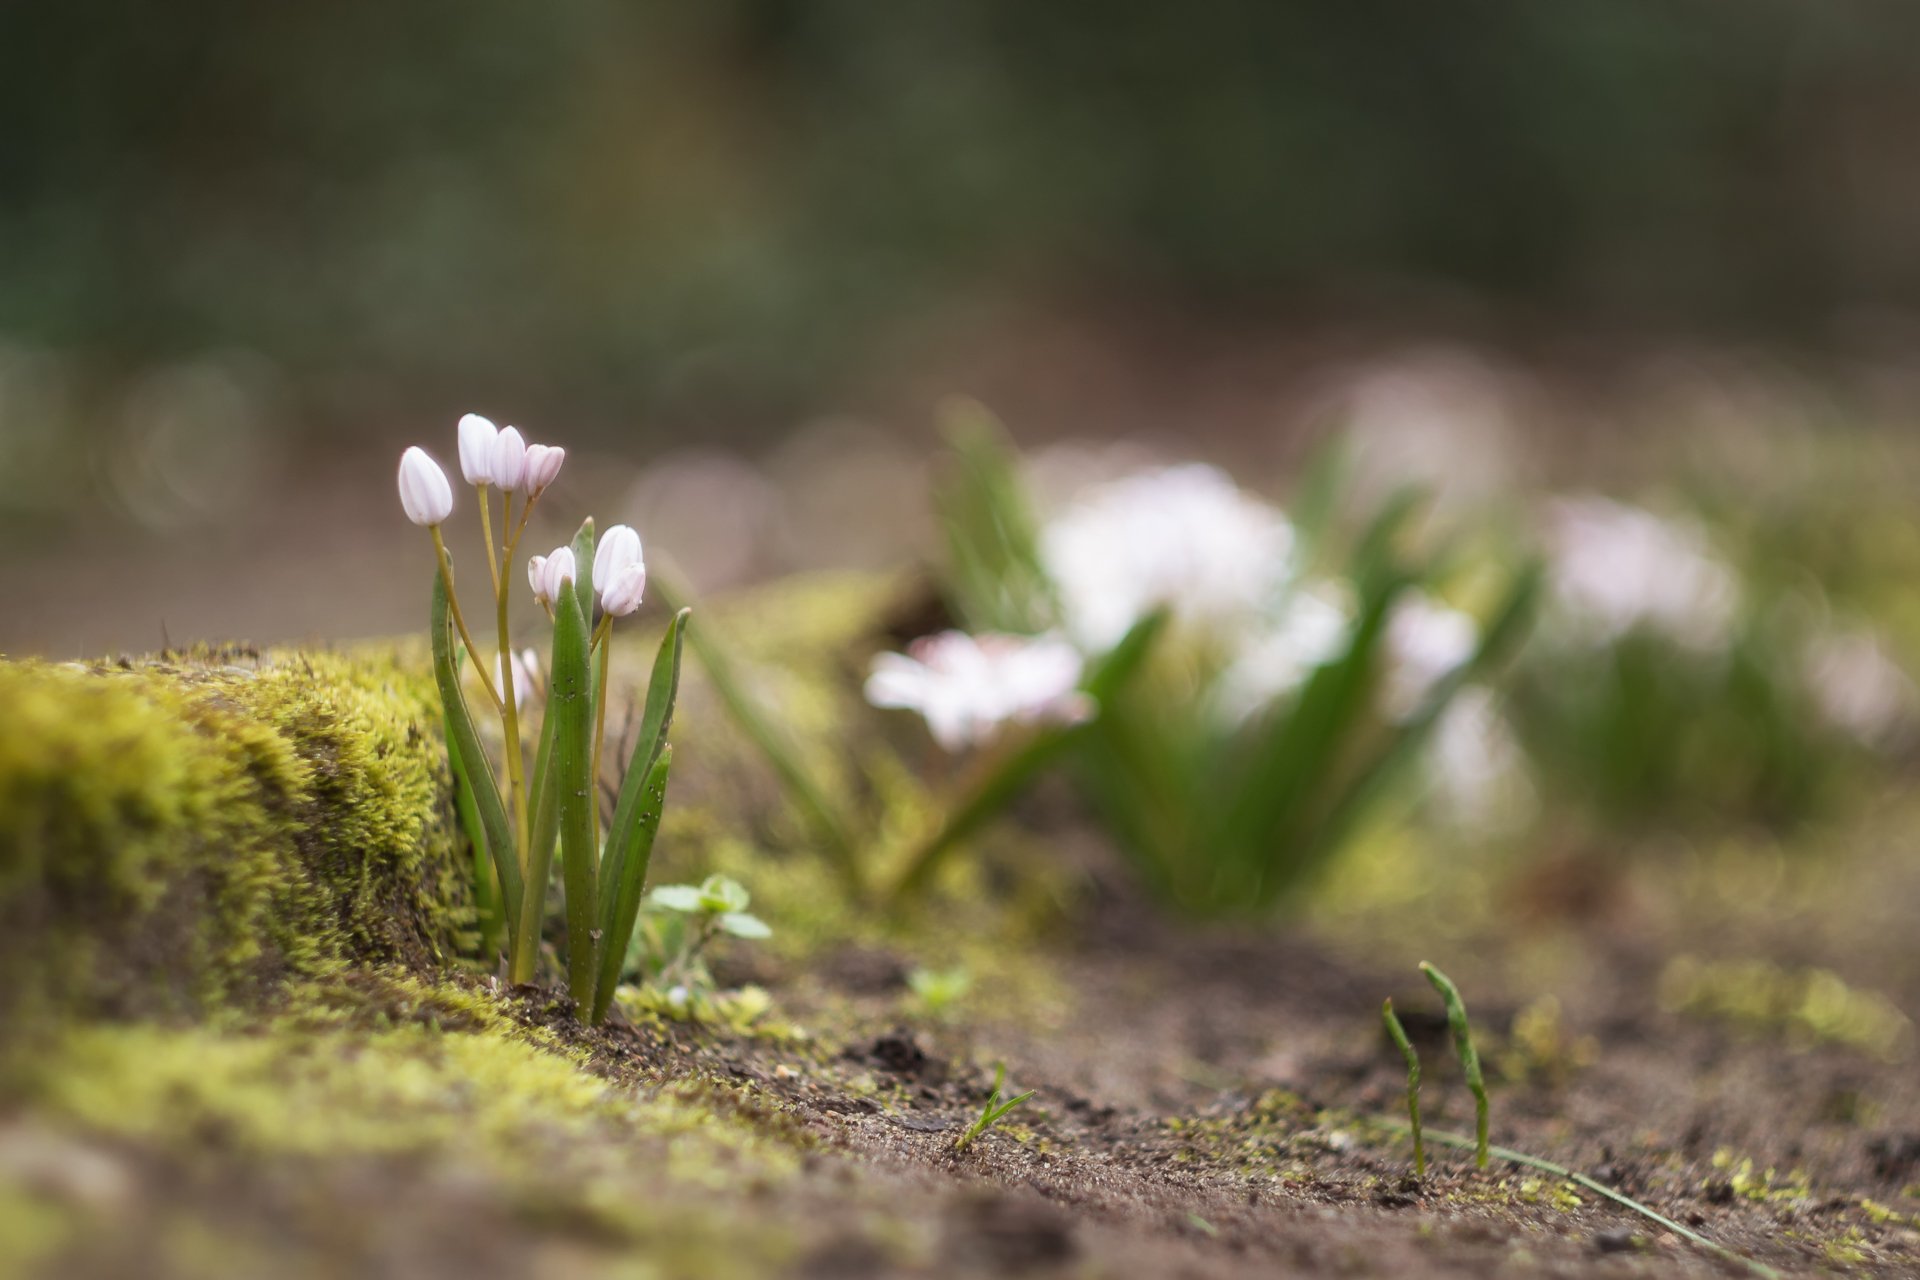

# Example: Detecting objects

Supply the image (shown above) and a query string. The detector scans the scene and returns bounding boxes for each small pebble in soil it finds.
[1594,1229,1638,1254]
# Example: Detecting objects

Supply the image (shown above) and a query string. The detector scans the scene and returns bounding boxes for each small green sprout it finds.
[634,874,772,996]
[907,965,973,1017]
[953,1062,1034,1154]
[1381,997,1425,1176]
[1421,961,1489,1169]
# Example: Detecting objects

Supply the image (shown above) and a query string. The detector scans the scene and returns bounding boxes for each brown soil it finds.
[36,848,1913,1280]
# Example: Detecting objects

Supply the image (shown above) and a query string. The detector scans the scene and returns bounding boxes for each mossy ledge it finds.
[0,643,472,1021]
[0,571,909,1023]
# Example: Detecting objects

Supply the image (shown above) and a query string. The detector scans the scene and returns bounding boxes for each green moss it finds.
[1661,957,1914,1061]
[0,647,469,1022]
[4,980,819,1280]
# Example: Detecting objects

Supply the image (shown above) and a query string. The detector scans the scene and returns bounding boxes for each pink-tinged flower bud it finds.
[523,443,565,495]
[527,554,550,604]
[593,523,643,595]
[600,562,647,617]
[490,425,528,491]
[537,545,577,607]
[398,447,454,526]
[457,414,499,486]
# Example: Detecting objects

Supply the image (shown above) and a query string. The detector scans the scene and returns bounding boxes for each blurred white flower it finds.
[1383,593,1478,720]
[494,647,540,710]
[1041,464,1295,652]
[397,447,453,527]
[490,425,528,492]
[865,631,1093,752]
[1215,585,1353,721]
[457,413,499,486]
[522,443,565,495]
[1543,496,1739,650]
[1425,688,1536,833]
[527,554,549,603]
[1804,627,1915,746]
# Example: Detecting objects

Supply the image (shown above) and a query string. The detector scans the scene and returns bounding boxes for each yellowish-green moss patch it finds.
[0,646,469,1021]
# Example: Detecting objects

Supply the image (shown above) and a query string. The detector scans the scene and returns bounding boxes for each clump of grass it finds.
[953,1063,1033,1154]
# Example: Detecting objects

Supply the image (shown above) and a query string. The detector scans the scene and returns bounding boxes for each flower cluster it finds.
[396,413,687,1027]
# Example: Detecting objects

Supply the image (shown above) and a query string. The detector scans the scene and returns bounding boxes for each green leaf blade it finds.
[432,569,522,931]
[590,746,674,1023]
[550,574,600,1014]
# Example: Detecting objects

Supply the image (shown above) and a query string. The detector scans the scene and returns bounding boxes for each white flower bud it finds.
[593,524,643,595]
[538,545,577,607]
[457,414,499,486]
[497,648,538,710]
[599,562,647,617]
[397,447,454,527]
[523,443,565,495]
[527,555,550,604]
[490,425,528,492]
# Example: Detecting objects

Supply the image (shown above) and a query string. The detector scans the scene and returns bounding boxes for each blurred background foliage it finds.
[9,2,1920,656]
[9,1,1920,438]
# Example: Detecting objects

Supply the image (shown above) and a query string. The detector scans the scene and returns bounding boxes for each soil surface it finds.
[19,819,1917,1280]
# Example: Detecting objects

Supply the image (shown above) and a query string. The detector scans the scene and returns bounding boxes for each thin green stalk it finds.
[1420,962,1488,1169]
[1408,1128,1782,1280]
[476,482,501,594]
[430,527,501,709]
[494,492,529,855]
[1381,998,1424,1176]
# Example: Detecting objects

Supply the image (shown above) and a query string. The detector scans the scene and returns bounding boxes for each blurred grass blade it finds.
[1286,562,1541,893]
[591,746,673,1023]
[935,399,1057,633]
[598,609,687,913]
[654,572,864,896]
[1219,573,1403,906]
[432,569,521,931]
[1287,434,1355,564]
[550,575,599,1012]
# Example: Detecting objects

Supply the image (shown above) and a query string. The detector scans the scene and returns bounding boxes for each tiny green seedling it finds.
[635,873,772,994]
[1421,961,1489,1169]
[1381,997,1425,1176]
[953,1062,1034,1154]
[907,965,973,1017]
[1376,972,1779,1278]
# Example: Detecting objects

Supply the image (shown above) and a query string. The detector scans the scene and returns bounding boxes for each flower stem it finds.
[431,527,502,709]
[494,492,529,857]
[590,615,613,846]
[475,483,502,594]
